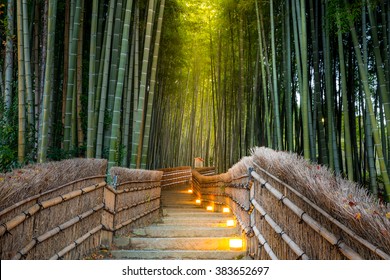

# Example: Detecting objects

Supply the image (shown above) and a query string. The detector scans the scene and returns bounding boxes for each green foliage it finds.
[0,101,18,172]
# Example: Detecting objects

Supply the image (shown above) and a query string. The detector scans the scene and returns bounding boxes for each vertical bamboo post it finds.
[100,186,115,248]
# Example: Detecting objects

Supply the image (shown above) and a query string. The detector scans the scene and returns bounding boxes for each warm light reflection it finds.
[223,207,230,213]
[229,238,243,250]
[226,220,235,227]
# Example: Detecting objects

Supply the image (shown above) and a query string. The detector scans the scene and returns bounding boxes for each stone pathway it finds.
[110,185,247,260]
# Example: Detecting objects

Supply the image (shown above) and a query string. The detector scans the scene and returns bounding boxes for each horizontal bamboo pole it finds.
[50,225,103,260]
[251,198,310,260]
[251,171,362,260]
[161,180,190,188]
[161,174,191,183]
[0,182,106,237]
[253,163,390,260]
[12,204,104,259]
[0,176,106,218]
[252,225,278,260]
[114,206,160,231]
[118,179,161,185]
[116,184,159,194]
[116,196,160,213]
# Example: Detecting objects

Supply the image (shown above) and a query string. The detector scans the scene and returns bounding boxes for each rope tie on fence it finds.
[37,201,44,209]
[279,195,286,203]
[278,230,285,238]
[334,237,343,249]
[59,194,65,202]
[74,240,79,247]
[296,253,306,260]
[1,223,12,236]
[299,211,306,224]
[57,225,63,232]
[260,181,267,189]
[77,214,83,221]
[81,188,86,195]
[22,210,31,218]
[17,250,27,260]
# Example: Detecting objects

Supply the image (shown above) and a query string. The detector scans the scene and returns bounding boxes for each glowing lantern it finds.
[195,199,201,204]
[188,189,193,194]
[226,220,235,227]
[206,206,213,211]
[222,207,230,213]
[229,238,243,250]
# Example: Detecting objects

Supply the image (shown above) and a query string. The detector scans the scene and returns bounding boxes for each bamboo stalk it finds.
[114,206,160,231]
[251,171,362,260]
[12,204,104,259]
[0,182,106,236]
[0,176,106,217]
[252,225,278,260]
[251,198,310,260]
[50,225,103,260]
[253,163,390,260]
[116,185,160,194]
[116,196,160,213]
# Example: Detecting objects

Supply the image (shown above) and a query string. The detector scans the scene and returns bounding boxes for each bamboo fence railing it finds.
[159,166,192,188]
[192,148,390,260]
[0,165,163,260]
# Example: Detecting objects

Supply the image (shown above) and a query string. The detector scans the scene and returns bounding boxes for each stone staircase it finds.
[110,185,247,260]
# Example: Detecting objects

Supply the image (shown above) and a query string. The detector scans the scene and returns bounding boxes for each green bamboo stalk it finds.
[108,0,133,172]
[336,11,354,181]
[4,0,14,113]
[63,0,82,151]
[122,19,137,166]
[270,0,282,150]
[95,0,116,158]
[104,0,124,152]
[255,0,271,147]
[141,0,166,168]
[22,0,33,128]
[86,0,98,158]
[16,0,26,163]
[344,0,390,201]
[38,0,58,163]
[130,0,155,168]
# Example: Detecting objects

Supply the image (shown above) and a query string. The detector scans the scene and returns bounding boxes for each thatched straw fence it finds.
[0,160,163,260]
[192,147,390,260]
[195,167,216,176]
[159,166,192,189]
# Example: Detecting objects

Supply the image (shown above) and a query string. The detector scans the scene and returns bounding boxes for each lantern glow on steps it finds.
[226,219,235,227]
[229,238,243,250]
[206,205,213,211]
[222,207,230,213]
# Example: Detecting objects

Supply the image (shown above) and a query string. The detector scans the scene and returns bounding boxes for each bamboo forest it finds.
[1,0,390,202]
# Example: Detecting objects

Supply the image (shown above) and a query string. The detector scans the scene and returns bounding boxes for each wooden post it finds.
[100,185,116,248]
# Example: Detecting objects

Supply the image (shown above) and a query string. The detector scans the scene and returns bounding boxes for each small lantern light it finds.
[196,199,201,204]
[229,238,243,250]
[188,189,193,194]
[226,219,235,227]
[206,205,213,211]
[222,207,230,213]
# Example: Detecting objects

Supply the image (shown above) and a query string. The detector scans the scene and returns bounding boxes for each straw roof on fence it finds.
[0,159,107,211]
[250,147,390,254]
[109,167,163,184]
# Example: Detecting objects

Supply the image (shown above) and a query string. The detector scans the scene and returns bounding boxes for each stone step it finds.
[115,237,243,251]
[110,249,246,260]
[130,225,240,238]
[160,216,233,226]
